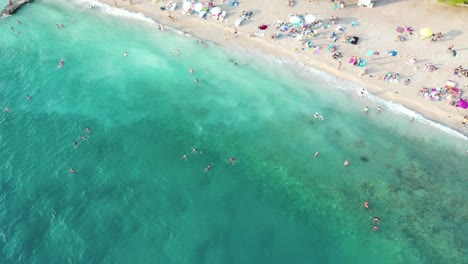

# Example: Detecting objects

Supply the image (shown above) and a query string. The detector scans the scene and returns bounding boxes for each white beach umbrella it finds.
[211,7,221,15]
[182,1,192,11]
[304,14,316,23]
[289,16,301,24]
[194,3,203,12]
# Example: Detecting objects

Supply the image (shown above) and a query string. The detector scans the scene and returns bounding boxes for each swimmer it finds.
[26,95,31,100]
[84,127,92,133]
[69,168,77,174]
[81,136,88,140]
[372,226,379,232]
[88,4,93,8]
[73,140,78,148]
[123,51,128,57]
[204,165,212,172]
[373,217,380,224]
[11,26,15,31]
[169,52,173,56]
[344,160,350,166]
[194,78,199,83]
[376,106,381,113]
[364,106,369,115]
[314,151,319,158]
[192,148,198,154]
[314,112,319,119]
[227,157,236,165]
[176,50,180,55]
[17,20,21,24]
[363,201,370,209]
[189,67,194,74]
[181,154,188,160]
[319,115,324,121]
[205,69,209,74]
[5,107,11,112]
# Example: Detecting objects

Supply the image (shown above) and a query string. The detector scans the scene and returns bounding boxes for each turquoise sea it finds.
[1,0,467,263]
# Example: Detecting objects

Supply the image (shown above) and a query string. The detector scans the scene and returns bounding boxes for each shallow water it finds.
[0,0,467,263]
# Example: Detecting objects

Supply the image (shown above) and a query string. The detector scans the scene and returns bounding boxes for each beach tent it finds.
[304,14,316,23]
[419,28,432,37]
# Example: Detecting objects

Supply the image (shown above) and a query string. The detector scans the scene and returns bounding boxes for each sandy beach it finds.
[93,0,468,136]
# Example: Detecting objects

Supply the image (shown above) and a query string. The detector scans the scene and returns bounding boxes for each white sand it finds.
[94,0,468,135]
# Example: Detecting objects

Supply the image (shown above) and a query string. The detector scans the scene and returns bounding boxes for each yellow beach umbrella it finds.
[419,28,432,37]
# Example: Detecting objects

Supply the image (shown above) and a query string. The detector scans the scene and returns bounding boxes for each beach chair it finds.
[219,11,226,21]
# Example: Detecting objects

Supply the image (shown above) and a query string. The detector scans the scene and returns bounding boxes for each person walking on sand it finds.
[337,61,342,70]
[114,0,117,7]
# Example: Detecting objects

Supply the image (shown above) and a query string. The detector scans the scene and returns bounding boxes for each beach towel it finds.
[351,21,358,27]
[387,50,398,56]
[366,50,374,57]
[313,47,321,55]
[333,3,339,10]
[395,26,405,33]
[349,56,357,65]
[358,60,367,67]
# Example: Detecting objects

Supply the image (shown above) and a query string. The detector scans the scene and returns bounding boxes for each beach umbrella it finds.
[304,14,316,23]
[211,7,221,15]
[289,16,301,24]
[194,3,203,12]
[182,1,191,11]
[458,99,468,109]
[419,27,432,37]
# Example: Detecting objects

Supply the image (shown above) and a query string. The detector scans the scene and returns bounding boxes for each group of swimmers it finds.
[363,106,381,115]
[363,201,381,231]
[181,147,236,172]
[69,127,92,174]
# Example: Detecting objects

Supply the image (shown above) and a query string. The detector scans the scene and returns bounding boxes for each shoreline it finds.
[91,0,468,138]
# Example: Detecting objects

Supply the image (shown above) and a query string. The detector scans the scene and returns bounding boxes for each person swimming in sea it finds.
[69,168,77,174]
[189,67,194,74]
[314,151,319,158]
[344,160,350,166]
[227,157,236,165]
[314,112,319,119]
[81,136,88,141]
[364,201,370,209]
[181,154,188,160]
[84,127,92,133]
[373,217,380,224]
[204,165,212,172]
[73,140,78,148]
[192,148,198,154]
[26,95,31,100]
[123,51,128,57]
[194,78,199,83]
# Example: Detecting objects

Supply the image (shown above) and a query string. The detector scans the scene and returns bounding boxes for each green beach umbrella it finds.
[419,27,432,37]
